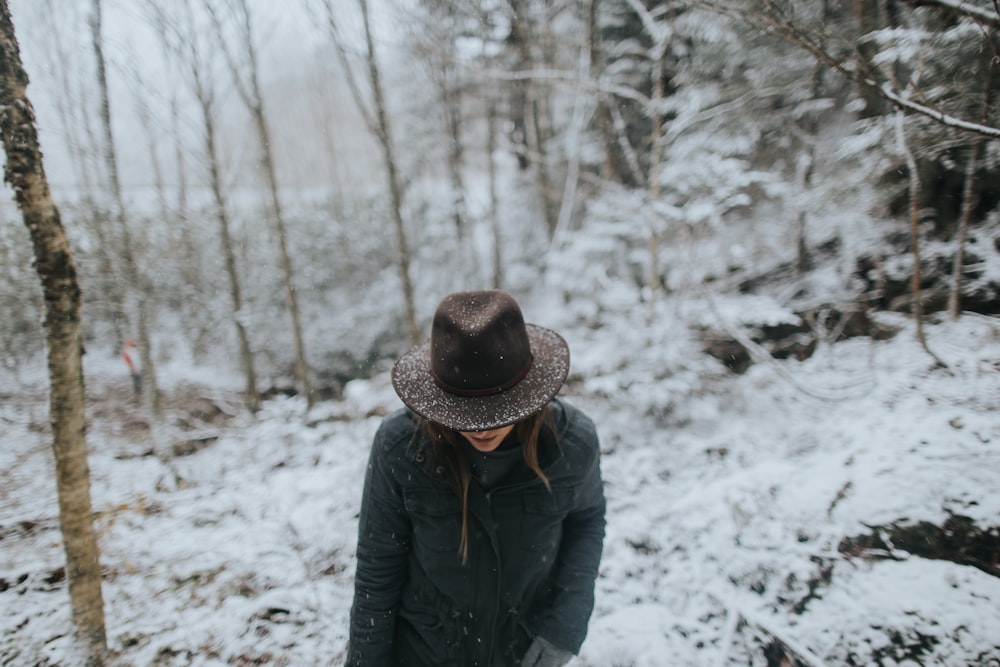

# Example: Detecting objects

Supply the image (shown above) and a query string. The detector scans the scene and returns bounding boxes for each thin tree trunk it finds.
[151,5,206,357]
[170,93,209,356]
[255,105,313,403]
[431,13,470,246]
[551,33,593,252]
[40,0,128,347]
[795,4,830,276]
[359,0,420,343]
[895,112,945,365]
[948,56,993,318]
[487,98,505,289]
[203,105,261,412]
[853,0,887,118]
[948,139,983,318]
[509,0,558,238]
[646,38,666,307]
[91,0,162,418]
[0,3,107,660]
[222,0,313,404]
[187,34,262,412]
[321,0,419,341]
[589,0,637,187]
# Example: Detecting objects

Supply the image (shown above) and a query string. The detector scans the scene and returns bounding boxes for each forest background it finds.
[1,0,999,665]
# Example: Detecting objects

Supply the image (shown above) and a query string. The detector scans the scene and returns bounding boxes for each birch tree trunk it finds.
[0,2,107,660]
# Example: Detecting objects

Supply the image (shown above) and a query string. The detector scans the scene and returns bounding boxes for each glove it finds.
[520,635,574,667]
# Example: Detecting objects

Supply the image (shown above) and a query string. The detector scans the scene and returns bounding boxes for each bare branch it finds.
[317,0,379,138]
[728,1,1000,140]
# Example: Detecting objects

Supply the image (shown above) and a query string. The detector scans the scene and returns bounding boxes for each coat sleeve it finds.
[535,422,606,654]
[346,420,412,665]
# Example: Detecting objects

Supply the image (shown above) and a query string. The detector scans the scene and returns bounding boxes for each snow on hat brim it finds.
[391,324,569,432]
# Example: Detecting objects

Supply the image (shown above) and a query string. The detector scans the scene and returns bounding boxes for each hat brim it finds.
[391,324,570,432]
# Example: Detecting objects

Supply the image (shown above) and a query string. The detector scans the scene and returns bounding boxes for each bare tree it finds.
[39,0,128,347]
[0,1,107,661]
[150,0,261,411]
[949,52,994,318]
[206,0,314,404]
[626,0,669,305]
[409,1,473,247]
[320,0,420,343]
[895,112,946,365]
[150,2,210,357]
[91,0,163,418]
[486,97,505,289]
[507,0,559,239]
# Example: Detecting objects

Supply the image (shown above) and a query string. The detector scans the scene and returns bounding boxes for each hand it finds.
[520,635,574,667]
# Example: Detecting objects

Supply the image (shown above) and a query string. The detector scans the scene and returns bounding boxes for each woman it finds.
[347,290,606,667]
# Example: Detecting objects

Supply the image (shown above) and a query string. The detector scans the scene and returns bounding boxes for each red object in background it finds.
[121,339,137,373]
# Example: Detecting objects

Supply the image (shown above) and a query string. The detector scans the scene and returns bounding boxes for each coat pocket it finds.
[520,488,575,552]
[403,489,462,554]
[396,602,463,666]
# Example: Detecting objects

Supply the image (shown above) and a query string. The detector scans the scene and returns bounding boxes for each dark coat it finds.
[347,398,606,667]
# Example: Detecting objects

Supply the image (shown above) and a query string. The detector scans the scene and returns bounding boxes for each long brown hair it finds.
[420,406,553,563]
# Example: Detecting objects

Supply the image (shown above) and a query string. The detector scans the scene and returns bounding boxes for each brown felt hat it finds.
[391,290,570,432]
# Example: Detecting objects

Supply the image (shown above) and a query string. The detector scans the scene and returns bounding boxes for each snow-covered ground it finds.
[2,310,998,666]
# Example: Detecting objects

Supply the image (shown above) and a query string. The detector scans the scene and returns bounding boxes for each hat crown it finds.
[430,291,533,396]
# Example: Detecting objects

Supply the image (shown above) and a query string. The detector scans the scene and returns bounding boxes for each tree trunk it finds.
[229,0,314,405]
[429,8,471,248]
[590,0,637,187]
[151,5,207,358]
[795,45,829,276]
[895,111,943,365]
[646,37,666,307]
[550,18,593,252]
[321,0,420,343]
[203,103,260,411]
[91,0,162,418]
[487,97,505,289]
[188,42,261,413]
[0,2,107,660]
[40,0,128,348]
[508,0,558,239]
[359,0,421,343]
[949,53,993,318]
[853,0,887,118]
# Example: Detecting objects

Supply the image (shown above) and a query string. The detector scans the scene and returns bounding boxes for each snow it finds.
[2,308,998,666]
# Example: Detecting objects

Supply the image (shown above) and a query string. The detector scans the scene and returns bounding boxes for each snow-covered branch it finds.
[758,2,1000,140]
[899,0,1000,30]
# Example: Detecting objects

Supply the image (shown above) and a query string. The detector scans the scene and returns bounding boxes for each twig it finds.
[707,587,831,667]
[701,290,876,402]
